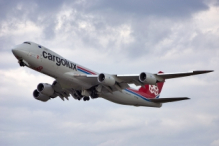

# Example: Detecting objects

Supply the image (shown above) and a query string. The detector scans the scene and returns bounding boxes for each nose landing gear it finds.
[18,60,25,67]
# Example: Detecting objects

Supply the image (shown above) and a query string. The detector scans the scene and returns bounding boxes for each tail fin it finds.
[139,71,165,99]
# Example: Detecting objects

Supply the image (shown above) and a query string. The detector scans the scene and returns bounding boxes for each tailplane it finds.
[150,97,190,103]
[138,71,191,103]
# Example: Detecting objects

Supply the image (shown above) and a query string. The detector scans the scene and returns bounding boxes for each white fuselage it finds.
[12,42,162,107]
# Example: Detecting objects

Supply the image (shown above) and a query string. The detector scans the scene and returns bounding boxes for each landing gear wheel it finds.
[19,61,25,67]
[91,90,98,99]
[83,96,90,101]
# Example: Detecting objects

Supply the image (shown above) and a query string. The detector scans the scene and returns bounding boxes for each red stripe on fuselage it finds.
[77,66,96,75]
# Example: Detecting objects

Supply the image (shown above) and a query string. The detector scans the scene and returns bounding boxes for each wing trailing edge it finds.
[150,97,190,103]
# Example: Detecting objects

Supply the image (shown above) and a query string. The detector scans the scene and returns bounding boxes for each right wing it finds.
[51,80,83,101]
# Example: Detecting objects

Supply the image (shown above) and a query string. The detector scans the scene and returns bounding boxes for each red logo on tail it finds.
[149,85,159,95]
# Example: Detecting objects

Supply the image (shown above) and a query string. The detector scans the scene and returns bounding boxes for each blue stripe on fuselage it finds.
[125,89,151,102]
[77,68,91,74]
[125,89,160,102]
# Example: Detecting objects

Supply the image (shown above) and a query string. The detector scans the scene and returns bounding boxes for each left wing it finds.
[72,70,213,88]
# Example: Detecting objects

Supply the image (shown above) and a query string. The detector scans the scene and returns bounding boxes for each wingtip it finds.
[193,70,214,74]
[205,70,214,74]
[204,70,214,73]
[180,97,190,100]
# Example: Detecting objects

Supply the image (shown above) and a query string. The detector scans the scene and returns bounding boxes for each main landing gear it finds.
[83,96,90,101]
[73,89,98,101]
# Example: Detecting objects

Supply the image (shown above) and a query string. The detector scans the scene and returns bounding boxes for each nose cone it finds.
[12,47,20,59]
[12,47,18,56]
[11,46,26,60]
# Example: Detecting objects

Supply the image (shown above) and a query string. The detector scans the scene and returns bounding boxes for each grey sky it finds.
[0,0,219,146]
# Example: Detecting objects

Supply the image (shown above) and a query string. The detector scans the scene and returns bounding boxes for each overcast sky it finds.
[0,0,219,145]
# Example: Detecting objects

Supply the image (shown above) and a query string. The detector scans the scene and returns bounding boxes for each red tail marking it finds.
[138,71,165,99]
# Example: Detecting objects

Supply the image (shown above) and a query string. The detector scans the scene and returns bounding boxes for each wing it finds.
[50,80,81,101]
[117,70,213,83]
[72,70,213,87]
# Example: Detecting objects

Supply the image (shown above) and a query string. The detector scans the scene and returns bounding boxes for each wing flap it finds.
[150,97,190,103]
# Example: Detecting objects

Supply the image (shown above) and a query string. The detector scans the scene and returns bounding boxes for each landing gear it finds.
[90,90,99,99]
[73,90,83,100]
[19,60,25,67]
[72,89,98,101]
[83,96,90,101]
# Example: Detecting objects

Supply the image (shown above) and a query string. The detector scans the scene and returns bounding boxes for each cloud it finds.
[88,0,209,18]
[211,139,219,146]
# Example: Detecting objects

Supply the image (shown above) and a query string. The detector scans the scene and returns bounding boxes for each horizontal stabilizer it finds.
[150,97,190,103]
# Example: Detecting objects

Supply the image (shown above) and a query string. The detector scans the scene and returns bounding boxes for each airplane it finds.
[11,41,213,108]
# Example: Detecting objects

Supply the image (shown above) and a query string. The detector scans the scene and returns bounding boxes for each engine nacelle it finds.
[37,83,54,96]
[97,73,115,86]
[33,89,50,102]
[139,72,157,85]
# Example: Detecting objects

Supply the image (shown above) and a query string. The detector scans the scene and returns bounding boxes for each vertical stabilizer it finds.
[138,71,165,99]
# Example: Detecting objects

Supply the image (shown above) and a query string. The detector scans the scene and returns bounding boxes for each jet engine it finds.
[97,73,115,86]
[37,83,54,96]
[139,72,157,85]
[33,89,50,102]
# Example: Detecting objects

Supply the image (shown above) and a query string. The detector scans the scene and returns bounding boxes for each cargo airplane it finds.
[11,42,213,107]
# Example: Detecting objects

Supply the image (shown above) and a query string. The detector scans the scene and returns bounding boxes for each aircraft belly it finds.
[101,91,136,105]
[101,90,162,107]
[57,75,94,90]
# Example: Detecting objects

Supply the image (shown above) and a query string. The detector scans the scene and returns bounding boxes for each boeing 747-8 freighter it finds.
[12,42,213,107]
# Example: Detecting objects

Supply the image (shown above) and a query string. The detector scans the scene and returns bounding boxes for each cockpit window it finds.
[38,45,42,48]
[23,42,31,45]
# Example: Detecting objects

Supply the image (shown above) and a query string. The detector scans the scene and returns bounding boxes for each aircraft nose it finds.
[12,47,18,55]
[11,46,24,59]
[12,47,19,57]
